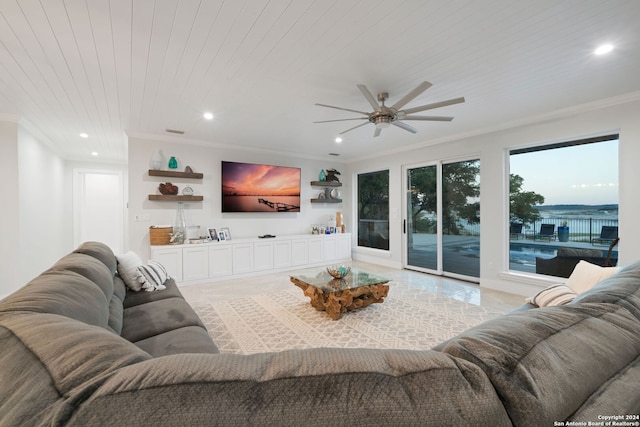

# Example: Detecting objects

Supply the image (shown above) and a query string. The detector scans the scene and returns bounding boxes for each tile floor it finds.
[180,260,525,313]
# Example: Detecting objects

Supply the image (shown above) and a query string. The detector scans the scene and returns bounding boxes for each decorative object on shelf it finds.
[168,156,178,169]
[208,228,218,241]
[149,225,172,245]
[327,215,336,233]
[151,150,163,170]
[326,168,341,182]
[336,212,343,228]
[318,169,326,181]
[159,182,179,195]
[317,191,325,200]
[330,188,341,199]
[327,265,351,279]
[220,227,231,240]
[186,225,200,240]
[182,186,194,196]
[311,225,319,234]
[324,188,332,199]
[184,165,194,173]
[170,202,187,244]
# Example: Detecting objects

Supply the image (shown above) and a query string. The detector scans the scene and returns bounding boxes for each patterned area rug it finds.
[194,282,507,354]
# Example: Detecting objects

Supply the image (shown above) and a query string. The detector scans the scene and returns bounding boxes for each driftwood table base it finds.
[291,276,389,320]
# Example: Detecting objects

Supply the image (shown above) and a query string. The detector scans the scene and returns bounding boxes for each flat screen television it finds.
[221,161,301,212]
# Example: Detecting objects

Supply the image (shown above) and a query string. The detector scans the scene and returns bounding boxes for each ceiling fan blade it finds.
[357,84,380,110]
[401,115,454,122]
[373,127,382,138]
[315,103,370,115]
[401,97,465,115]
[390,81,432,111]
[391,121,418,134]
[314,118,368,123]
[339,121,370,135]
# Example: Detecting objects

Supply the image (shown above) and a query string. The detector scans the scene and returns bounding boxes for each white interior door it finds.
[73,169,125,254]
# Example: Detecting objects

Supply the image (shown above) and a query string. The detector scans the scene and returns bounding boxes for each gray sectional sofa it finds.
[1,242,639,426]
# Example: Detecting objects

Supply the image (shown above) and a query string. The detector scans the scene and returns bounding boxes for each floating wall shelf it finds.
[148,169,203,179]
[148,195,204,202]
[148,169,204,201]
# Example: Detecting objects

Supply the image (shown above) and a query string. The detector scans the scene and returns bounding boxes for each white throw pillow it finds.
[137,261,168,292]
[116,251,147,292]
[565,260,619,294]
[526,284,577,307]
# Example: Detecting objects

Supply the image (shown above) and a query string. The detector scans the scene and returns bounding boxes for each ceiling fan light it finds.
[375,116,391,128]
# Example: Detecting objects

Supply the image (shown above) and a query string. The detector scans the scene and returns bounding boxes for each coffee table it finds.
[290,267,390,320]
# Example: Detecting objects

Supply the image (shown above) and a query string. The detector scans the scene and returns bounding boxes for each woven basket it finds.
[149,226,172,245]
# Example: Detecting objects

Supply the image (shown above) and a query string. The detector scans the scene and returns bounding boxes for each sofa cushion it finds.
[47,252,115,301]
[66,349,511,426]
[0,270,109,328]
[439,302,640,426]
[123,278,184,308]
[113,275,127,303]
[0,312,151,426]
[73,241,118,276]
[121,297,206,343]
[108,294,124,334]
[572,260,640,320]
[133,326,219,356]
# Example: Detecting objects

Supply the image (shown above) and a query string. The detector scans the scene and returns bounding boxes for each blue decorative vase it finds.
[319,169,326,181]
[558,226,569,242]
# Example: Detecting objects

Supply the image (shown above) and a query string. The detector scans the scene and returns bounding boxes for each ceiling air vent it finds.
[329,153,340,156]
[165,128,185,135]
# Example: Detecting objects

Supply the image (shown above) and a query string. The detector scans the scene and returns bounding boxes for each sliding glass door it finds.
[404,159,480,281]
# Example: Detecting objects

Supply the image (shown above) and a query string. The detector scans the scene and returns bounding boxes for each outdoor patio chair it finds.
[593,225,618,246]
[535,223,556,241]
[510,223,524,239]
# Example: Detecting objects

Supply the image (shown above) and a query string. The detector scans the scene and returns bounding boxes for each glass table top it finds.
[290,266,389,293]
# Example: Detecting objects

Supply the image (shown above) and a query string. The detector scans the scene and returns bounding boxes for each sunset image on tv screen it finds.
[221,161,301,212]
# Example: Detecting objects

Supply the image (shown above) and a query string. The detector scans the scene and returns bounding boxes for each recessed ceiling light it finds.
[335,136,343,143]
[80,133,89,138]
[203,112,214,120]
[594,44,614,55]
[91,151,98,156]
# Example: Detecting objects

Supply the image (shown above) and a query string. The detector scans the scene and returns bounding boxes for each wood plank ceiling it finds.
[0,0,639,163]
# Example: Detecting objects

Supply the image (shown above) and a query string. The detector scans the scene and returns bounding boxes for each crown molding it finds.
[351,90,640,163]
[126,130,347,164]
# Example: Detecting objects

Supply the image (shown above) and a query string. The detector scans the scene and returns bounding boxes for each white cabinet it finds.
[150,233,351,285]
[308,238,323,263]
[273,240,292,268]
[254,241,274,271]
[209,245,232,278]
[322,237,338,261]
[232,244,254,274]
[290,239,308,266]
[151,246,183,281]
[337,234,351,259]
[182,246,209,281]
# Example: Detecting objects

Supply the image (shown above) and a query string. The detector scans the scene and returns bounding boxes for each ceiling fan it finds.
[314,81,465,137]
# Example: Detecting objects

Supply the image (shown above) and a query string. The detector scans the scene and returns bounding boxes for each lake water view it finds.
[222,195,300,212]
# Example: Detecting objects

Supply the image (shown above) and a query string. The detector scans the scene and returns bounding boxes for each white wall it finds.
[345,97,640,296]
[0,119,20,297]
[17,126,72,285]
[128,136,346,262]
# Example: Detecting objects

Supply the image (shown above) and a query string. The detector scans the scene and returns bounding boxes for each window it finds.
[509,135,619,277]
[357,170,389,250]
